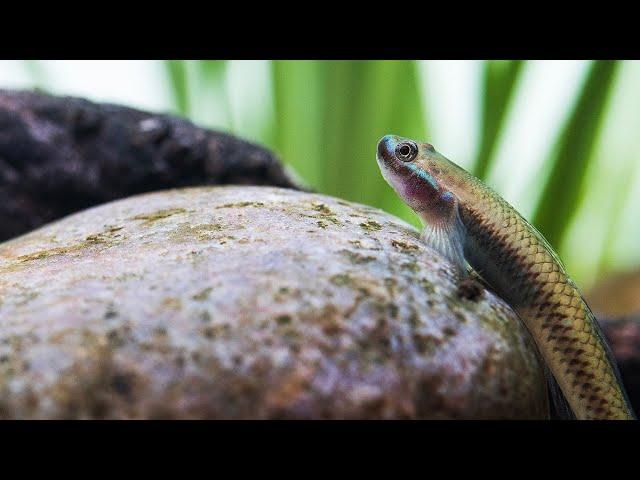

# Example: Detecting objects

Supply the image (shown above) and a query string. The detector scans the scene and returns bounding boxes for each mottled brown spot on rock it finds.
[359,220,382,232]
[457,278,483,302]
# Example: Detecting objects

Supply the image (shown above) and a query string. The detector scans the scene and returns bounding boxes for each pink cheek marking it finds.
[402,176,436,206]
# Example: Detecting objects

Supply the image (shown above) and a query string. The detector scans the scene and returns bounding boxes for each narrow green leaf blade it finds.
[271,60,325,188]
[164,60,190,115]
[532,60,620,249]
[473,60,524,180]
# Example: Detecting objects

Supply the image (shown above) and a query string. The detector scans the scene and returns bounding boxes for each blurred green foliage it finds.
[532,60,619,248]
[474,60,524,179]
[13,60,639,289]
[272,60,426,223]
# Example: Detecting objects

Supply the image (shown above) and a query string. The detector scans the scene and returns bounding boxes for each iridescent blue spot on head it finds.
[377,135,396,158]
[441,191,455,202]
[382,135,395,150]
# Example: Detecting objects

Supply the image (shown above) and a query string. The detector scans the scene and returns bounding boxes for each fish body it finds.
[376,134,635,420]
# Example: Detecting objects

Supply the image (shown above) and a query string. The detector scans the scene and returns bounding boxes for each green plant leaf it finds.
[473,60,524,180]
[164,60,190,116]
[317,61,426,226]
[532,60,620,249]
[271,61,325,188]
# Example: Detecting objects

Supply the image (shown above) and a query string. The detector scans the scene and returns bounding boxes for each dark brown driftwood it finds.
[0,89,299,241]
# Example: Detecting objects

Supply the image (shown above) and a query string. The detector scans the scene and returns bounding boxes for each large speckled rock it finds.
[0,186,548,419]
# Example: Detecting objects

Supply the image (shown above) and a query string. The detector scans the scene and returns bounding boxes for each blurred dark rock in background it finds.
[0,89,299,242]
[600,315,640,415]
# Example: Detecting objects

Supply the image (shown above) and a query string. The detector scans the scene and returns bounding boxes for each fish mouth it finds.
[376,135,401,187]
[376,134,402,166]
[376,134,418,204]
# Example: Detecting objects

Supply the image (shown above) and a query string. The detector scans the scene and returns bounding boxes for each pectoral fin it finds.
[420,200,467,276]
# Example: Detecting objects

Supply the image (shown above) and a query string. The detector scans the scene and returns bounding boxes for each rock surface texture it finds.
[0,186,548,419]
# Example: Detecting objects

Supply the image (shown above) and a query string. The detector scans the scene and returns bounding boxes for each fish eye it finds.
[395,142,418,162]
